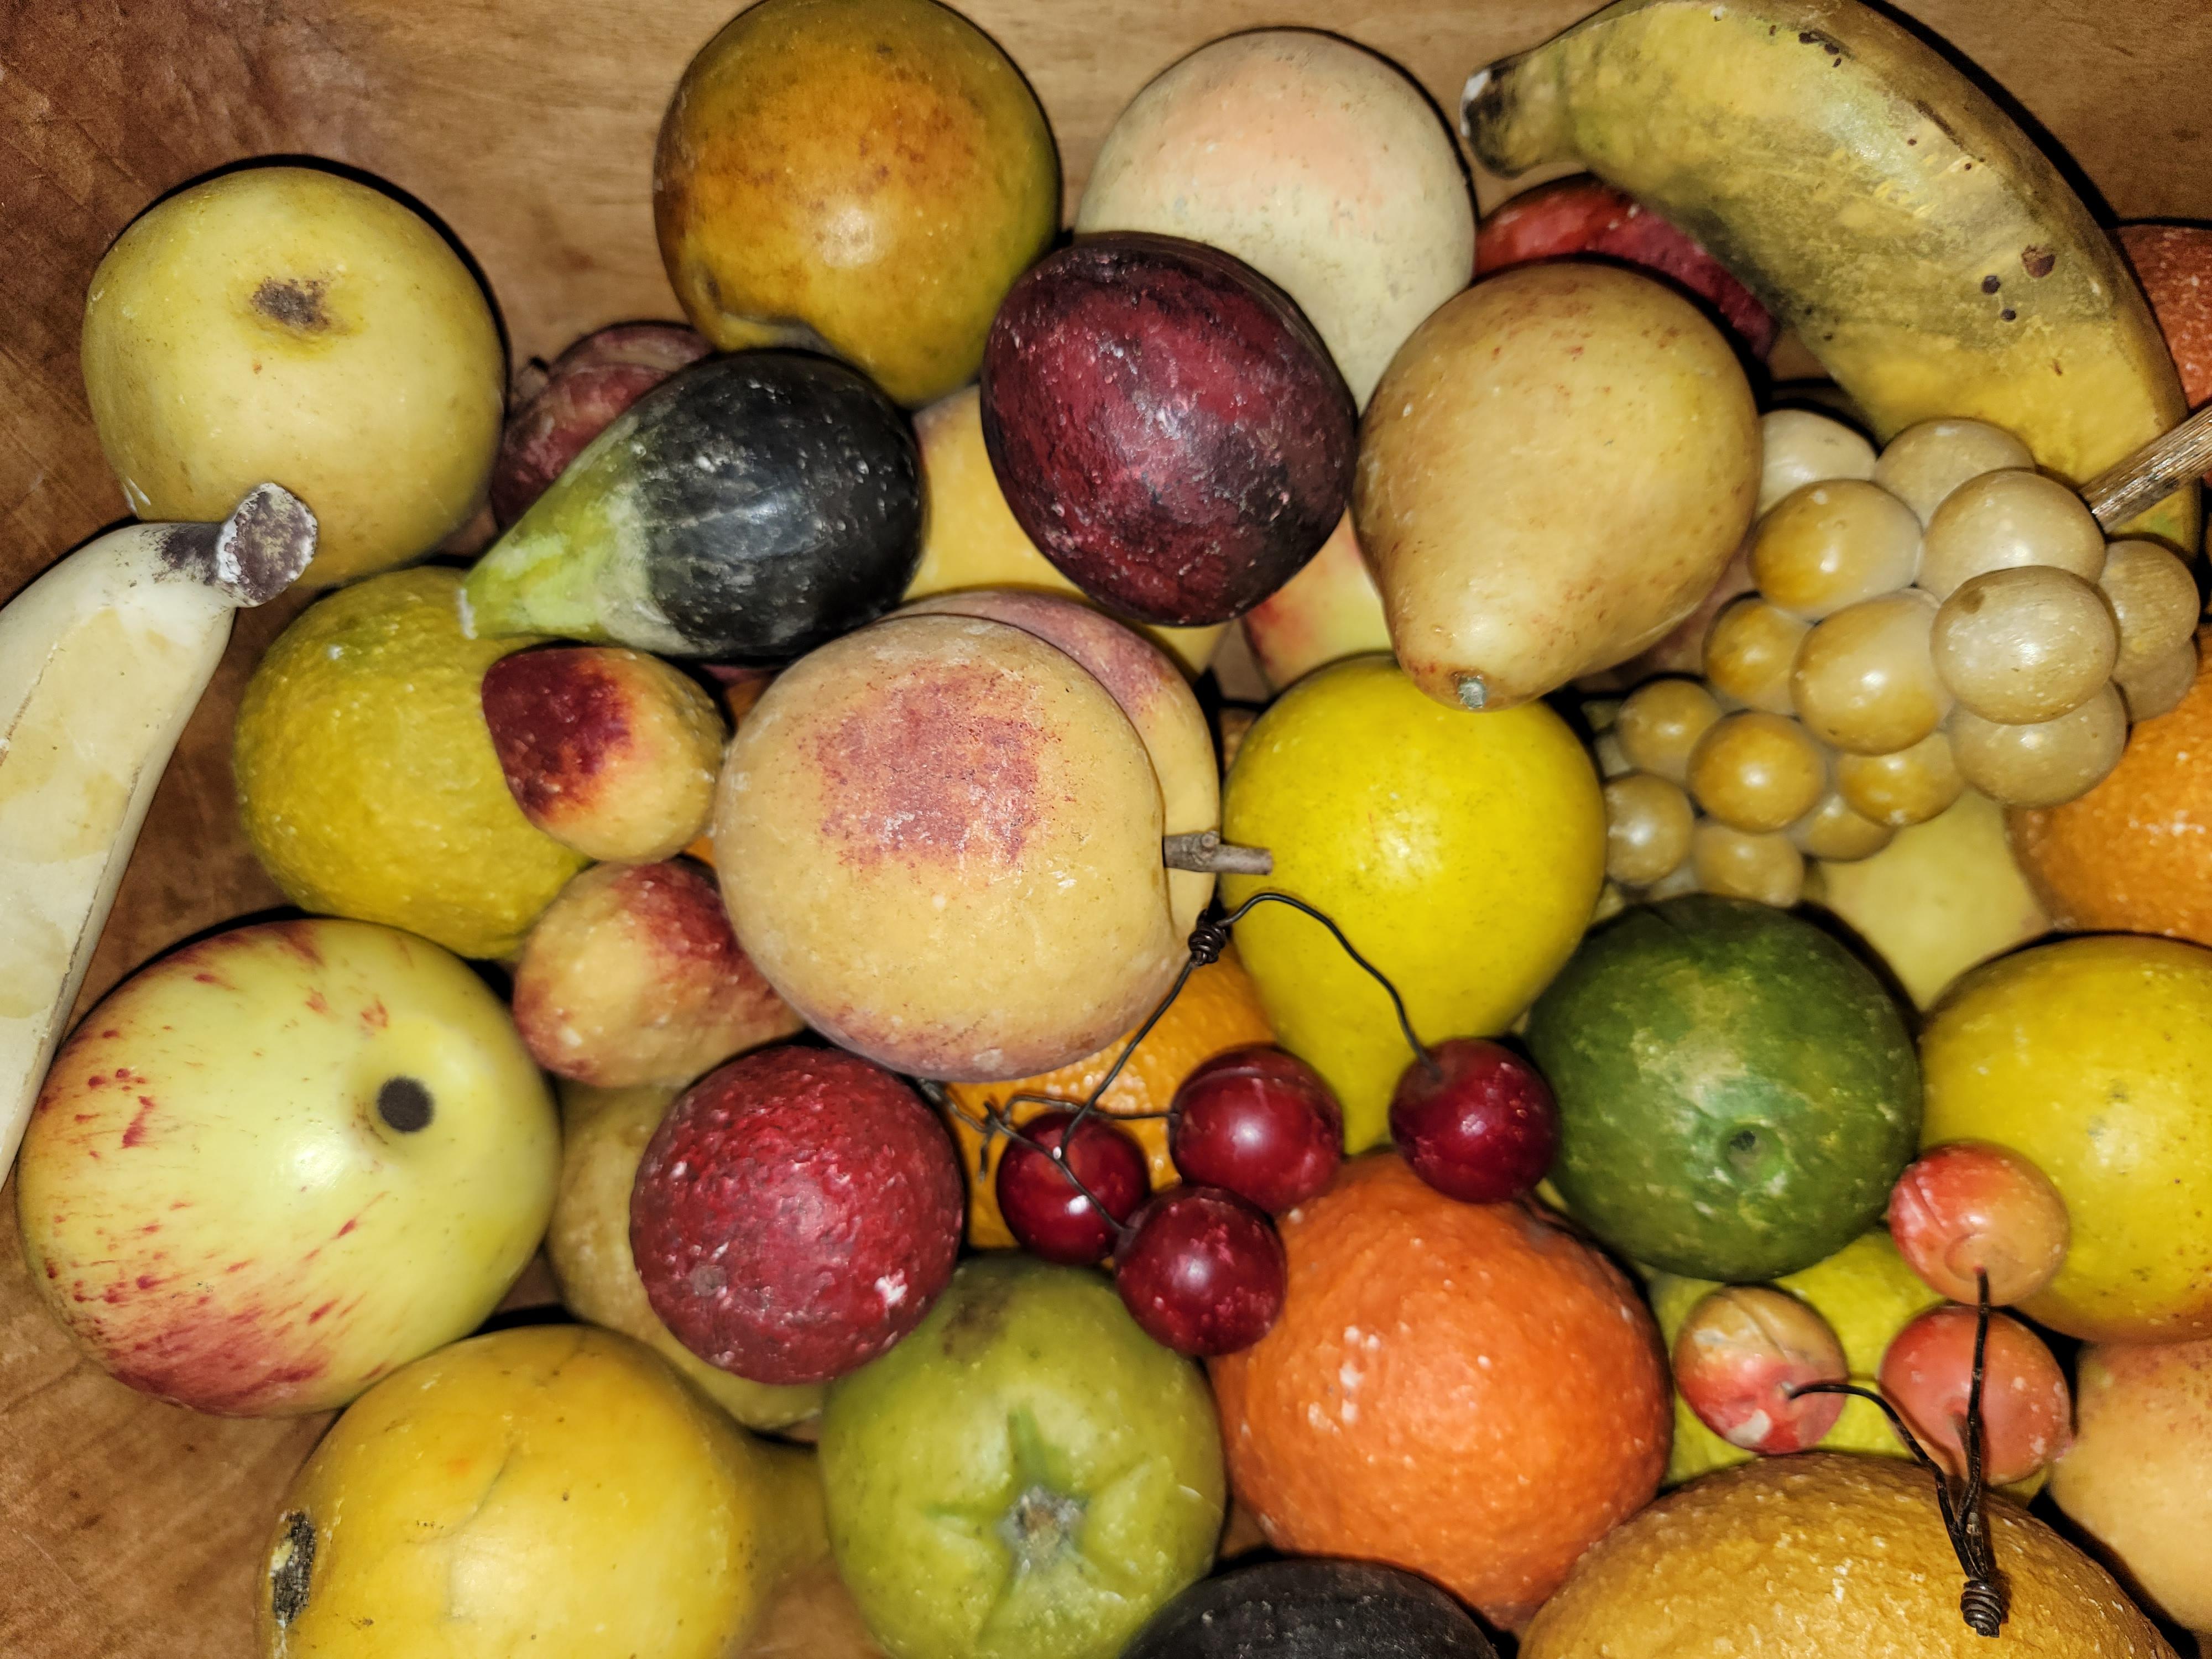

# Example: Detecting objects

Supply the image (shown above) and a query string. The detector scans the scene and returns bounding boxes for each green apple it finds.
[820,1256,1223,1659]
[16,918,556,1416]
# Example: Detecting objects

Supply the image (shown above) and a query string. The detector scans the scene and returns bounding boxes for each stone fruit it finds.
[1223,659,1604,1151]
[545,1080,822,1431]
[482,646,724,862]
[1236,515,1390,692]
[2053,1334,2212,1635]
[896,587,1219,934]
[1076,30,1473,407]
[1888,1141,2069,1306]
[981,233,1355,627]
[2009,631,2212,946]
[510,861,801,1088]
[630,1045,962,1386]
[1212,1156,1668,1631]
[464,352,922,660]
[235,567,587,959]
[1528,896,1920,1282]
[81,165,503,587]
[1122,1558,1498,1659]
[1355,263,1759,712]
[1880,1304,2073,1485]
[820,1255,1224,1659]
[901,386,1223,674]
[714,614,1182,1080]
[491,322,711,527]
[1387,1039,1559,1205]
[1115,1185,1287,1357]
[654,0,1057,407]
[1519,1454,2175,1659]
[254,1326,826,1658]
[1670,1285,1848,1455]
[942,951,1277,1248]
[1477,174,1777,357]
[1813,789,2048,1008]
[16,919,556,1416]
[1167,1046,1342,1215]
[995,1109,1150,1266]
[1919,934,2212,1340]
[1647,1231,1945,1488]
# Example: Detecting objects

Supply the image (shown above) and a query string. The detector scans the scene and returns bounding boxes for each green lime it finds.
[1527,895,1918,1281]
[236,568,585,958]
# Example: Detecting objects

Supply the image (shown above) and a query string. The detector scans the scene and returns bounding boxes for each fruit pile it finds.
[5,1,2212,1657]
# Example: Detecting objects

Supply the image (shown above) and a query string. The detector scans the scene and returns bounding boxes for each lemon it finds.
[1221,656,1604,1150]
[1921,933,2212,1342]
[236,568,585,958]
[1646,1230,1943,1486]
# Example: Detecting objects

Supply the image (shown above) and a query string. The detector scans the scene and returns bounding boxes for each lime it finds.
[1528,895,1919,1281]
[236,568,585,958]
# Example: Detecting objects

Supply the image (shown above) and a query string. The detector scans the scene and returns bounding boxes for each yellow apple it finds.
[545,1079,824,1431]
[82,165,504,586]
[904,386,1224,675]
[16,918,555,1415]
[255,1324,827,1658]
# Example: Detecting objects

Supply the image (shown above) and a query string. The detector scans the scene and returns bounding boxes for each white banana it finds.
[0,484,316,1174]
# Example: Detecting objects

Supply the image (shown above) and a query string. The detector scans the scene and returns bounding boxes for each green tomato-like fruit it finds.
[820,1256,1224,1659]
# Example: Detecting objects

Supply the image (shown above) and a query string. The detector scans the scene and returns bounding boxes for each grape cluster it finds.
[1597,409,2200,906]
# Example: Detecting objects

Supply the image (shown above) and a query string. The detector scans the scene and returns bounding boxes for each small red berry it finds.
[1388,1038,1559,1204]
[1168,1045,1343,1214]
[995,1109,1150,1266]
[1115,1186,1286,1357]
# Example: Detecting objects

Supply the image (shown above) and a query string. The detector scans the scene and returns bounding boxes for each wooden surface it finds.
[3,1,2211,1653]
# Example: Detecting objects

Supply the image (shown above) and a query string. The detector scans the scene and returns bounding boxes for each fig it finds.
[490,322,710,527]
[712,614,1184,1081]
[981,233,1355,627]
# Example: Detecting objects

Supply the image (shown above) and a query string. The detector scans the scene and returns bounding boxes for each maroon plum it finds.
[1167,1046,1343,1214]
[980,233,1355,627]
[630,1045,962,1386]
[996,1109,1152,1266]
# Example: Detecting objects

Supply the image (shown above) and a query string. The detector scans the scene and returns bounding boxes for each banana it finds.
[1462,0,2199,553]
[0,485,316,1173]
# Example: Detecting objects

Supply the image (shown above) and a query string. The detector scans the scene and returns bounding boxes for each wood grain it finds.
[3,2,2210,1655]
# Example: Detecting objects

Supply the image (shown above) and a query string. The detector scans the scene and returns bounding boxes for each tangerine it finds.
[2010,627,2212,945]
[1208,1155,1670,1630]
[942,950,1276,1248]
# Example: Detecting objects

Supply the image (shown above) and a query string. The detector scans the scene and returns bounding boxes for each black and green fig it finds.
[462,349,922,660]
[1121,1559,1497,1658]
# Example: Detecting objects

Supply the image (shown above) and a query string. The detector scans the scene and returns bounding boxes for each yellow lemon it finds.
[1921,934,2212,1342]
[236,568,585,959]
[1221,656,1604,1150]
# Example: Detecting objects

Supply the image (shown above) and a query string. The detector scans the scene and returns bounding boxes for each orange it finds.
[941,950,1276,1248]
[1209,1155,1670,1631]
[2010,627,2212,946]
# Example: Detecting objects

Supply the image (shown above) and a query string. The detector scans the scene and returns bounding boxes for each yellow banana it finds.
[0,486,316,1173]
[1463,0,2199,553]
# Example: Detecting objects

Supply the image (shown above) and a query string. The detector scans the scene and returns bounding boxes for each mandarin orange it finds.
[2011,627,2212,945]
[1209,1155,1670,1631]
[941,950,1276,1248]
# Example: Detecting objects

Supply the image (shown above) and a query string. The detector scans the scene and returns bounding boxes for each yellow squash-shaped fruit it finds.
[1463,0,2199,554]
[1222,658,1604,1150]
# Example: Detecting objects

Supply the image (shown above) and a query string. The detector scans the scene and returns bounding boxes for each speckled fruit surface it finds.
[629,1045,962,1386]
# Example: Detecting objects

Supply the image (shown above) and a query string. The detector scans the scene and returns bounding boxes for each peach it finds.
[713,613,1182,1081]
[511,861,801,1088]
[482,646,724,863]
[1238,514,1390,692]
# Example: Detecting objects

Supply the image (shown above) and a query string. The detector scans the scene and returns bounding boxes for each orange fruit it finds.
[941,950,1276,1248]
[2010,627,2212,946]
[1209,1155,1670,1631]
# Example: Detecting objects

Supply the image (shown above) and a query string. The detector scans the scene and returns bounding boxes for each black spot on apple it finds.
[268,1510,316,1627]
[252,277,331,332]
[376,1077,434,1134]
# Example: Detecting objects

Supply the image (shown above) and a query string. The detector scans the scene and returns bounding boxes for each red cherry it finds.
[1167,1045,1344,1214]
[995,1109,1150,1265]
[1387,1038,1560,1204]
[1671,1286,1848,1455]
[1880,1305,2073,1485]
[1114,1186,1286,1357]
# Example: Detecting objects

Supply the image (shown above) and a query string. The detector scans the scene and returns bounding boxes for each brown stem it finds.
[1162,831,1274,875]
[2082,401,2212,532]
